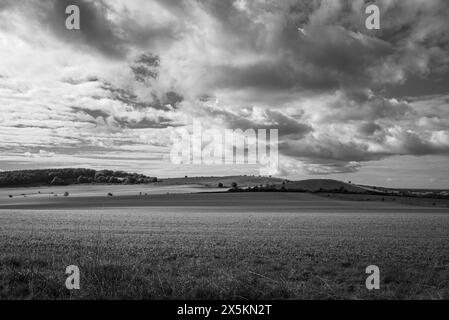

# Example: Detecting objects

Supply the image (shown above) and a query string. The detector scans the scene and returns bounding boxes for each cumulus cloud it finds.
[0,0,448,181]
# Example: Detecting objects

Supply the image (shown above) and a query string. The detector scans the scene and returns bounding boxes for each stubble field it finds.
[1,192,449,300]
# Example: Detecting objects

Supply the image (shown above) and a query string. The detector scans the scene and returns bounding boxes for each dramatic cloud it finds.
[0,0,448,186]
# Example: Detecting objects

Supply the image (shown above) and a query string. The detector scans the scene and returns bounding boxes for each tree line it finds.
[0,168,158,187]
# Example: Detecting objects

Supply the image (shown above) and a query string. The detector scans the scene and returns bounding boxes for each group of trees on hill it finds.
[228,182,353,193]
[0,169,158,187]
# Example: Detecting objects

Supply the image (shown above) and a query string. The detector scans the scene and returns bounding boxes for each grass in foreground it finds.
[1,199,449,300]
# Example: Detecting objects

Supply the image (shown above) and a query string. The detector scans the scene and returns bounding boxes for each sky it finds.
[0,0,449,188]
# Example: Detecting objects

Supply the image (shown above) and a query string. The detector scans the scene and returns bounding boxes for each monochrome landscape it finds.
[1,0,449,300]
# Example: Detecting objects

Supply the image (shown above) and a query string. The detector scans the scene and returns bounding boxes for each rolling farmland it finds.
[1,192,448,299]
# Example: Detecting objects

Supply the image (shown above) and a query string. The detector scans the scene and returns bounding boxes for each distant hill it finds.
[278,179,371,193]
[231,178,372,193]
[159,175,284,188]
[163,177,370,193]
[236,178,449,198]
[1,169,447,198]
[0,169,282,189]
